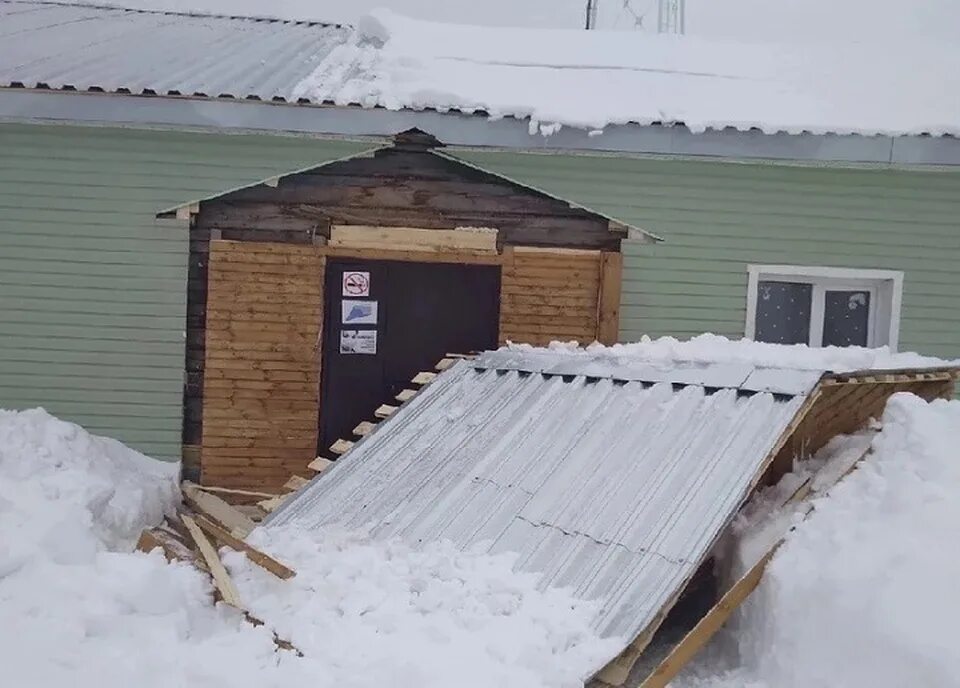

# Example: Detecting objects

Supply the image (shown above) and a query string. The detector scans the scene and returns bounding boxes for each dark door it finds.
[319,259,500,451]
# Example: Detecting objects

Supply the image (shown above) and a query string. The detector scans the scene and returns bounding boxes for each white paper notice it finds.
[340,330,377,355]
[341,299,378,325]
[342,271,371,297]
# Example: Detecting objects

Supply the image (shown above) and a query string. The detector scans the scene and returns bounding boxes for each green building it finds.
[2,2,958,461]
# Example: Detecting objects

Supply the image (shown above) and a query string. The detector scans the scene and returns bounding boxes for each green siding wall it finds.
[0,123,369,459]
[454,151,960,361]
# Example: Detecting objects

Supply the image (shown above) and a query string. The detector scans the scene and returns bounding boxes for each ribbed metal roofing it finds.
[0,0,347,101]
[270,358,812,642]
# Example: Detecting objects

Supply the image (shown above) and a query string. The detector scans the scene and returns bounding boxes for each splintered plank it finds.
[283,475,310,492]
[353,421,377,437]
[411,371,437,385]
[374,404,397,419]
[181,514,243,608]
[308,457,334,473]
[136,527,198,566]
[182,481,257,539]
[257,495,288,513]
[395,388,417,403]
[194,515,296,580]
[329,439,354,455]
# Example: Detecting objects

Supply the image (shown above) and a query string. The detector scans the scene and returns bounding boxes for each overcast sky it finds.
[104,0,959,42]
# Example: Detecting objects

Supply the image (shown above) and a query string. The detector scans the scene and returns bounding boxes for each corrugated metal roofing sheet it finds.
[0,0,347,101]
[270,360,812,641]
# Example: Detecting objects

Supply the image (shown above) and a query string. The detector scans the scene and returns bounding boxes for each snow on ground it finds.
[0,408,614,688]
[510,333,956,374]
[293,9,960,137]
[675,392,960,688]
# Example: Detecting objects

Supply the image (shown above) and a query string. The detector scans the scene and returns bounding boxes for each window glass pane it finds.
[755,280,812,345]
[823,290,871,347]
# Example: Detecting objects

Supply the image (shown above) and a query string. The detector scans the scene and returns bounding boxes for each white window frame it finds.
[745,265,904,350]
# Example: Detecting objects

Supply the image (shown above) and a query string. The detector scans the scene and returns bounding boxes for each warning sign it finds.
[342,271,370,297]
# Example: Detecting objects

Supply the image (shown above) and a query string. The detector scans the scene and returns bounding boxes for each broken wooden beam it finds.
[194,515,296,580]
[307,456,334,473]
[353,420,377,437]
[283,475,310,492]
[395,388,417,403]
[182,481,257,539]
[411,371,437,385]
[329,438,354,455]
[374,404,397,419]
[193,485,279,500]
[181,514,243,608]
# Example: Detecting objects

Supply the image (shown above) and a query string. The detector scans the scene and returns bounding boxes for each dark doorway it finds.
[319,259,500,451]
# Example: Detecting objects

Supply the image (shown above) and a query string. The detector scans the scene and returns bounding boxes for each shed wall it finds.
[452,151,960,361]
[0,122,369,459]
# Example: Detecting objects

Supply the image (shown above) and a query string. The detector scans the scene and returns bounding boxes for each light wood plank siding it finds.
[0,123,367,459]
[500,248,604,345]
[453,151,960,361]
[202,241,322,490]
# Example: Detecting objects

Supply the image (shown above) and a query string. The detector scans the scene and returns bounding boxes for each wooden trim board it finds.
[329,225,498,254]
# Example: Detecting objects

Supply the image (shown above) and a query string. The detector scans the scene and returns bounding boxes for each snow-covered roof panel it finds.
[294,10,960,138]
[268,359,809,641]
[0,0,347,101]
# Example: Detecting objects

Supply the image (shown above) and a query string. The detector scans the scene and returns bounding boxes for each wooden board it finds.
[200,240,323,492]
[182,481,257,539]
[194,515,296,580]
[329,225,498,253]
[353,421,377,437]
[181,514,243,608]
[498,247,606,346]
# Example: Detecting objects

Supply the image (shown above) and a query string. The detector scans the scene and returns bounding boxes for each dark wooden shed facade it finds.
[169,131,651,491]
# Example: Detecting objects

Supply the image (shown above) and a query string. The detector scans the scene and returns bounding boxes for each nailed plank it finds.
[330,438,354,455]
[353,420,377,437]
[194,485,279,500]
[395,388,417,403]
[411,371,437,385]
[181,514,243,608]
[329,224,498,253]
[283,475,310,491]
[308,456,334,473]
[375,404,397,419]
[182,481,257,539]
[194,515,296,580]
[597,251,623,345]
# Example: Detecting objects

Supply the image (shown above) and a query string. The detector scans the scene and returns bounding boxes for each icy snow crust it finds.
[0,408,615,688]
[294,10,960,138]
[678,393,960,688]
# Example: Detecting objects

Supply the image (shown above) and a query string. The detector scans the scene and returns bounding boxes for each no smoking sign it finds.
[342,271,371,297]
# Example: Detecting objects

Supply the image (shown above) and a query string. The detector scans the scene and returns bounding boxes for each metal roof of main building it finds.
[269,354,814,642]
[0,0,347,102]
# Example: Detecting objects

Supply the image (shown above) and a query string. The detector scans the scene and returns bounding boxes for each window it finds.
[745,265,903,350]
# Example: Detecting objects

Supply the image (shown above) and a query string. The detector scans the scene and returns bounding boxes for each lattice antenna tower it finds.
[657,0,685,34]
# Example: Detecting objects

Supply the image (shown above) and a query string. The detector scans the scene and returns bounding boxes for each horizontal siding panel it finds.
[0,122,370,458]
[457,151,960,361]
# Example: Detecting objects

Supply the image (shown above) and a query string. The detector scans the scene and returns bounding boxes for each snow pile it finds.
[507,333,955,374]
[294,9,960,137]
[679,393,960,688]
[1,408,613,688]
[229,527,619,688]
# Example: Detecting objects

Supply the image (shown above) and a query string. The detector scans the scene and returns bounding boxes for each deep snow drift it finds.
[677,393,960,688]
[0,408,614,688]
